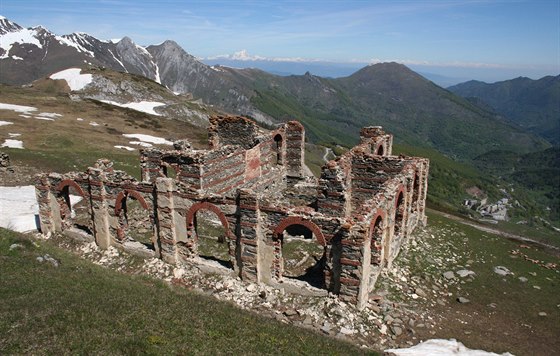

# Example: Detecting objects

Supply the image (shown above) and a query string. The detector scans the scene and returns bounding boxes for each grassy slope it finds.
[0,84,209,180]
[394,144,560,246]
[402,211,560,356]
[0,228,372,355]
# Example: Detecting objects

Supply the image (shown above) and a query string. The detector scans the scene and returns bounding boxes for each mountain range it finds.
[0,16,552,161]
[449,77,560,145]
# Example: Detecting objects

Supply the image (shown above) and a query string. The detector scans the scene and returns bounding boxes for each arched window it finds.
[393,191,405,238]
[376,144,384,156]
[370,215,384,267]
[273,134,283,165]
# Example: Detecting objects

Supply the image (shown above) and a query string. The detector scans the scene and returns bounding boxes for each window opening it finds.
[273,134,283,165]
[59,184,91,234]
[280,224,326,289]
[119,195,155,251]
[194,209,231,269]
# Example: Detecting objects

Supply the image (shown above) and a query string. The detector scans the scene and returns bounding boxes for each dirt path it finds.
[429,208,560,257]
[322,147,332,163]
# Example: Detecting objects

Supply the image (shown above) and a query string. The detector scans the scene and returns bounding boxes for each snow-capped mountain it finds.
[0,16,267,122]
[0,16,164,85]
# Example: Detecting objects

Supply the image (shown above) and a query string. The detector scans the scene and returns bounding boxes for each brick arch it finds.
[394,184,406,209]
[186,202,232,239]
[393,184,407,239]
[368,209,386,237]
[369,209,386,263]
[114,189,149,216]
[56,179,86,198]
[273,216,326,246]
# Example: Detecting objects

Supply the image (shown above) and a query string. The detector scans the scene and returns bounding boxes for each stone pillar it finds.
[285,121,305,178]
[155,177,178,264]
[419,160,429,226]
[317,159,351,218]
[88,168,111,249]
[338,225,366,306]
[35,175,60,235]
[237,189,260,281]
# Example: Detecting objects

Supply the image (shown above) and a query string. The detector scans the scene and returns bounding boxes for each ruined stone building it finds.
[35,116,429,309]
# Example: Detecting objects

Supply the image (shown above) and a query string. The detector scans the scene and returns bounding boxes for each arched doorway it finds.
[114,190,155,250]
[376,144,384,156]
[186,202,232,269]
[56,179,91,234]
[273,217,326,289]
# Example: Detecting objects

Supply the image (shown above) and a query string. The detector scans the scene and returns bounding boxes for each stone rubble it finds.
[32,219,488,351]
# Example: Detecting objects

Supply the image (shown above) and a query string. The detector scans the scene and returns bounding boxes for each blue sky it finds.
[2,0,559,82]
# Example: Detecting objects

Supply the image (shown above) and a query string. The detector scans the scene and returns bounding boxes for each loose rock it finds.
[443,271,455,280]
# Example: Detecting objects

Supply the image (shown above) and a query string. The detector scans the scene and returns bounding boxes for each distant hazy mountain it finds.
[225,62,549,159]
[0,16,549,160]
[449,76,560,145]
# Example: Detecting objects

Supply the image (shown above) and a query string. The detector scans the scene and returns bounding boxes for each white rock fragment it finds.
[493,266,513,276]
[456,269,475,278]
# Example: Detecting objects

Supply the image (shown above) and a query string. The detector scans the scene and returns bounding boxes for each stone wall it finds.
[35,116,429,310]
[0,152,10,169]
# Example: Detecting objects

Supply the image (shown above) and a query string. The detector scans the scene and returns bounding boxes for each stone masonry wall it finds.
[35,118,429,310]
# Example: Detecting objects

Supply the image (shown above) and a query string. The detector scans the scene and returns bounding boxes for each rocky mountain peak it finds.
[0,16,23,34]
[117,36,135,46]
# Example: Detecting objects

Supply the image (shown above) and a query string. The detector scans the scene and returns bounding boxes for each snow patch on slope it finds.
[123,133,173,145]
[0,103,38,114]
[114,145,135,151]
[385,339,513,356]
[0,186,83,233]
[1,139,24,149]
[100,100,165,116]
[0,186,38,232]
[49,68,93,91]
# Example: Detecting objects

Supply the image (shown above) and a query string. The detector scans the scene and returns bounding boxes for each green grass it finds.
[6,147,140,179]
[400,211,560,355]
[0,228,373,355]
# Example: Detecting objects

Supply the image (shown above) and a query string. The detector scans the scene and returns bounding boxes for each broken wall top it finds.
[208,115,264,150]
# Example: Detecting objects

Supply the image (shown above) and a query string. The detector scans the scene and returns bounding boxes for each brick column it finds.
[35,175,60,235]
[237,189,260,281]
[155,177,178,264]
[338,226,366,306]
[285,121,305,178]
[88,168,111,249]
